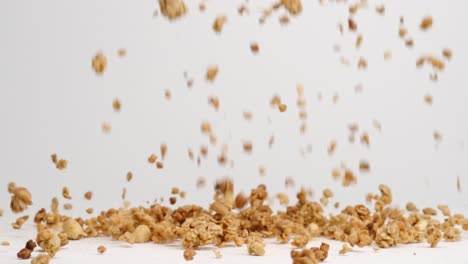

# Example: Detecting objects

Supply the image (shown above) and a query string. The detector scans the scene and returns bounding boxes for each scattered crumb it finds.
[92,52,107,74]
[420,16,433,30]
[97,245,107,254]
[424,94,433,105]
[279,15,290,25]
[86,208,94,214]
[359,160,370,172]
[339,243,351,254]
[213,249,222,258]
[250,42,260,54]
[384,51,392,61]
[348,18,357,31]
[148,154,157,164]
[84,191,93,200]
[457,176,461,192]
[206,66,219,81]
[12,215,29,229]
[1,241,10,246]
[213,15,227,33]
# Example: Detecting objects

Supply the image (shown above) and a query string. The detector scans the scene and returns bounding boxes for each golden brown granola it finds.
[8,182,32,213]
[213,15,227,33]
[12,215,29,229]
[159,0,187,20]
[92,52,107,74]
[281,0,302,15]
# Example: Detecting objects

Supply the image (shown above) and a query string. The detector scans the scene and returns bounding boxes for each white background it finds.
[1,0,468,263]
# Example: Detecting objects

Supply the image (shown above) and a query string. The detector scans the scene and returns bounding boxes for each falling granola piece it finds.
[84,191,93,200]
[375,5,385,14]
[281,0,302,15]
[424,94,433,105]
[339,243,351,254]
[250,42,260,54]
[420,16,433,30]
[8,183,32,213]
[356,34,363,49]
[113,98,121,112]
[357,57,367,69]
[213,15,227,33]
[278,103,287,112]
[359,160,370,172]
[92,52,107,74]
[348,18,357,31]
[243,141,253,153]
[126,171,133,182]
[36,229,61,257]
[159,0,187,20]
[206,66,219,81]
[62,187,72,200]
[279,15,290,25]
[442,49,453,60]
[384,51,392,61]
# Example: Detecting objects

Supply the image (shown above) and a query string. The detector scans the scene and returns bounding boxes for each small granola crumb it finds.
[97,245,107,254]
[183,248,196,261]
[148,154,157,164]
[92,52,107,74]
[113,98,121,112]
[243,141,253,153]
[384,51,392,61]
[375,5,385,14]
[206,66,219,81]
[169,197,177,205]
[63,203,73,210]
[442,49,453,60]
[156,161,164,169]
[213,15,227,33]
[250,42,260,54]
[126,171,133,182]
[457,176,461,192]
[420,16,433,30]
[86,208,94,214]
[278,103,287,112]
[348,18,357,31]
[84,191,93,200]
[1,241,10,246]
[359,160,370,172]
[247,237,265,256]
[279,15,290,25]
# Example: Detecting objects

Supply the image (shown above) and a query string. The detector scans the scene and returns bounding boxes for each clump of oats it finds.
[159,0,187,20]
[36,228,61,257]
[63,218,86,240]
[8,182,32,213]
[281,0,302,15]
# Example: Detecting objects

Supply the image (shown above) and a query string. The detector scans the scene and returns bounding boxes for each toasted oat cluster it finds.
[159,0,187,20]
[281,0,302,15]
[8,182,32,213]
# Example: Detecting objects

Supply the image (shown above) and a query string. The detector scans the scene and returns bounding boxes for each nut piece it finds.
[206,66,219,81]
[420,16,433,30]
[26,240,37,251]
[8,183,32,213]
[213,15,227,33]
[63,218,86,240]
[159,0,187,20]
[183,248,196,261]
[281,0,302,15]
[31,254,51,264]
[92,52,107,74]
[17,248,32,259]
[97,245,107,254]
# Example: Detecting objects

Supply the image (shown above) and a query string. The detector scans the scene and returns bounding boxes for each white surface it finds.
[1,0,468,263]
[1,225,468,264]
